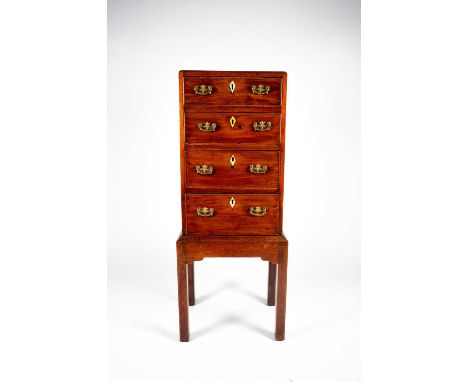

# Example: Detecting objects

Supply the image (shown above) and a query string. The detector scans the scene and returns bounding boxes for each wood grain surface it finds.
[177,71,288,341]
[186,193,280,235]
[184,112,281,146]
[184,77,282,107]
[186,150,280,191]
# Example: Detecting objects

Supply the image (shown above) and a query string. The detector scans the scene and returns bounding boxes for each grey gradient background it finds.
[108,0,360,381]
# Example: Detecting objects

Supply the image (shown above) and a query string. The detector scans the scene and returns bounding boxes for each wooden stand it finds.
[176,234,288,342]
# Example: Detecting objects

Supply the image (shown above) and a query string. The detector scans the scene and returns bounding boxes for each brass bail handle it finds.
[252,121,272,131]
[198,122,216,132]
[249,164,268,174]
[194,85,213,95]
[196,165,214,175]
[251,84,270,95]
[249,206,267,216]
[197,207,214,217]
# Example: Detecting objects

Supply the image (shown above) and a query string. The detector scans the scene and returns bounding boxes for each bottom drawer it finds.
[186,194,279,235]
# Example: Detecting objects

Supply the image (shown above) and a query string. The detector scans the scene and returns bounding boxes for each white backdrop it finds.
[108,0,360,381]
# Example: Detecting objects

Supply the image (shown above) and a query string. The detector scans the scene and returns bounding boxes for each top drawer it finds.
[183,77,282,107]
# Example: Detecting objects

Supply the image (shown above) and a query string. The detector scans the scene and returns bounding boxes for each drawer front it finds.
[185,113,281,146]
[186,194,279,235]
[186,151,279,190]
[184,77,282,107]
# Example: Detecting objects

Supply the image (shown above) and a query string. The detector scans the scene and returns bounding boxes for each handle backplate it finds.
[194,85,213,95]
[252,121,272,131]
[198,122,216,132]
[251,84,270,95]
[249,164,268,174]
[249,206,267,216]
[196,165,214,175]
[197,207,214,217]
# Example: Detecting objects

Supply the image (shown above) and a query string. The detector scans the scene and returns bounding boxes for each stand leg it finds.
[188,262,195,306]
[177,258,189,342]
[275,245,288,340]
[267,262,277,306]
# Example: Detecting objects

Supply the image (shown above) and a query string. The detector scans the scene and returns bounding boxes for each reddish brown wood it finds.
[278,72,287,233]
[182,70,286,77]
[176,243,189,342]
[275,245,288,340]
[186,150,280,191]
[185,104,282,113]
[185,186,279,194]
[177,233,287,263]
[177,71,288,341]
[188,263,195,306]
[184,112,281,146]
[179,71,187,229]
[184,77,282,107]
[267,262,277,306]
[186,194,279,235]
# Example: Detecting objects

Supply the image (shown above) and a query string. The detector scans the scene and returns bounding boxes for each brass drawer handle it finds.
[198,122,216,132]
[197,207,214,217]
[252,121,272,131]
[251,84,270,95]
[249,164,268,174]
[249,206,267,216]
[194,85,213,95]
[195,165,214,175]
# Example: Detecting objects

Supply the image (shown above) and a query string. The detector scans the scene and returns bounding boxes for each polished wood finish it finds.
[188,263,195,306]
[183,70,286,77]
[177,233,287,263]
[184,77,282,107]
[186,194,280,235]
[275,244,288,340]
[267,262,277,306]
[177,70,288,341]
[184,112,281,147]
[186,150,280,191]
[176,247,189,342]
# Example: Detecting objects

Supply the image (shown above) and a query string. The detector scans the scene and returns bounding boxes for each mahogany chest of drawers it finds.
[176,70,288,341]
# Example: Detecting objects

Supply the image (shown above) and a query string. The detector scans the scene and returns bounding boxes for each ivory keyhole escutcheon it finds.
[229,155,236,167]
[229,197,236,208]
[229,80,235,93]
[230,116,236,128]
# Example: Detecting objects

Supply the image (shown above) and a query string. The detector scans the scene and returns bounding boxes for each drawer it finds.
[184,113,281,146]
[186,151,279,191]
[184,77,282,107]
[186,194,279,235]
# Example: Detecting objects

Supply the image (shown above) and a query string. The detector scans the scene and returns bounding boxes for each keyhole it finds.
[229,80,235,93]
[230,116,236,128]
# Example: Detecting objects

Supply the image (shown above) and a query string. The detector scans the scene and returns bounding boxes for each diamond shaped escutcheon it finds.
[229,80,235,93]
[230,116,236,128]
